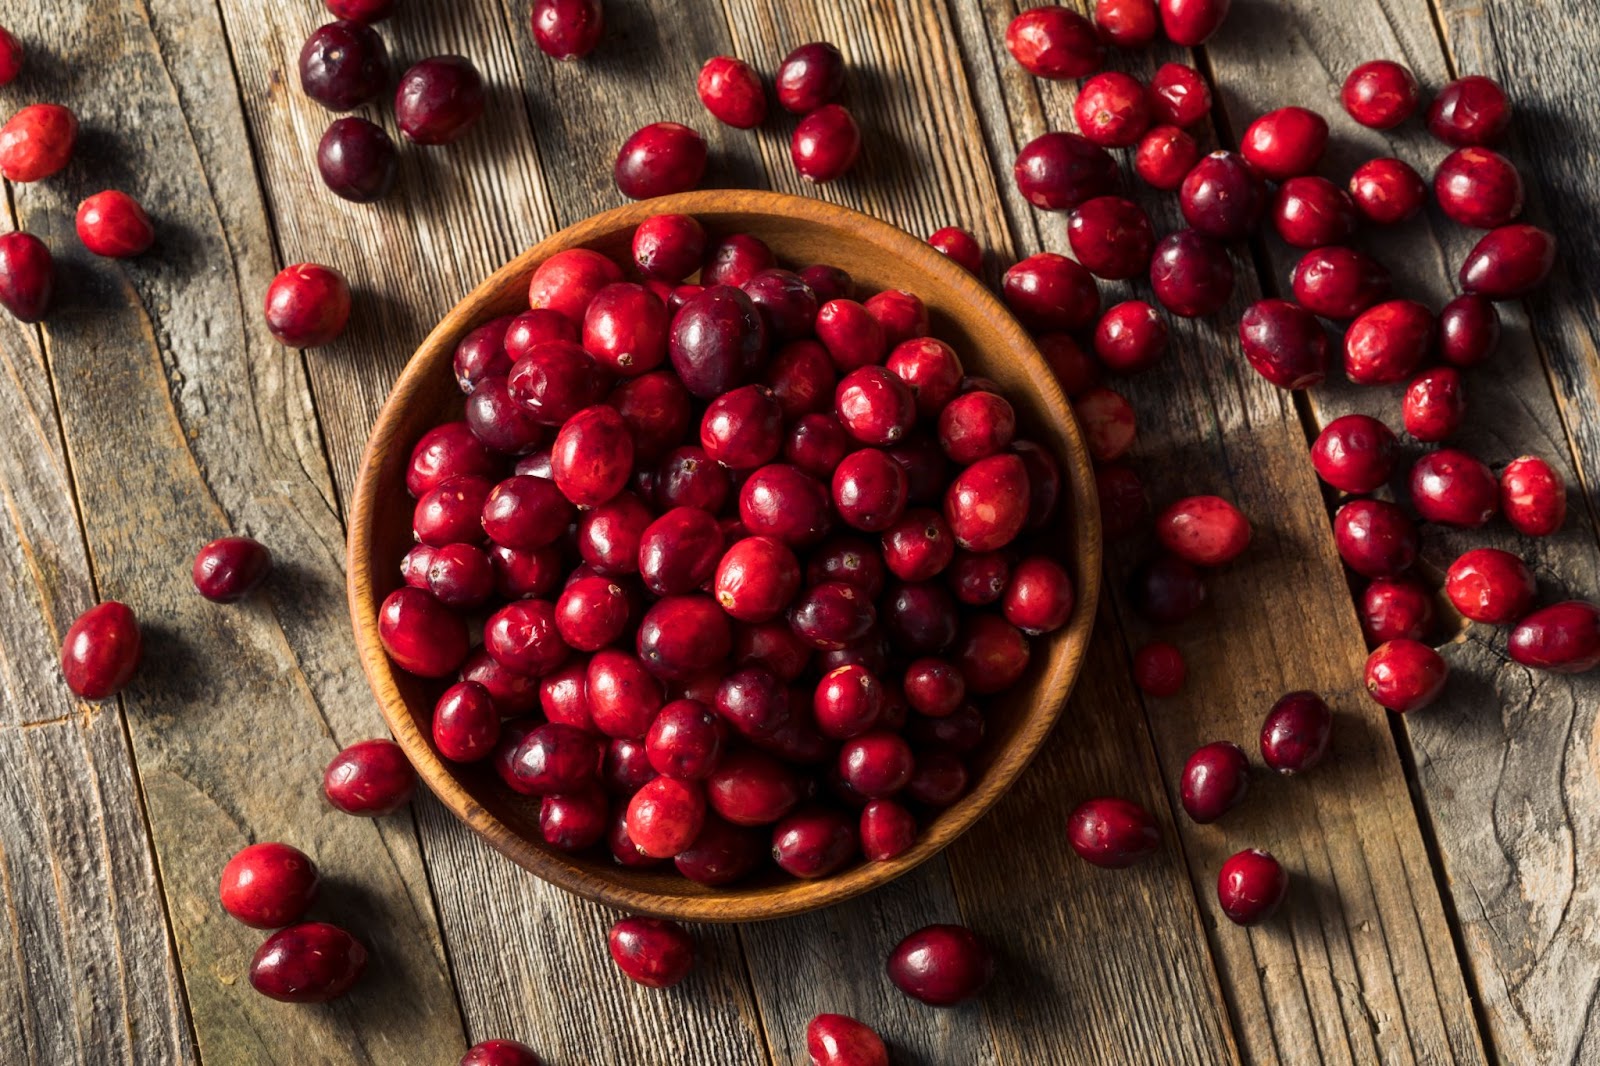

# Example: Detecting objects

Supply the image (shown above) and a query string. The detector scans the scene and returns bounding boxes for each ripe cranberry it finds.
[1147,63,1210,128]
[671,286,767,398]
[696,55,765,128]
[423,541,491,607]
[766,341,837,420]
[1005,6,1102,78]
[1344,299,1434,385]
[219,842,320,929]
[707,748,803,824]
[793,105,862,184]
[1074,72,1151,148]
[1131,554,1207,624]
[610,371,691,461]
[482,474,573,550]
[614,122,708,199]
[1238,298,1329,390]
[1217,849,1288,926]
[1271,177,1357,248]
[554,574,630,651]
[1332,499,1417,578]
[1411,448,1498,527]
[462,1042,543,1066]
[1135,125,1201,190]
[324,738,415,815]
[580,283,667,377]
[1348,157,1427,225]
[1360,577,1435,645]
[815,299,887,372]
[1311,413,1398,494]
[743,270,820,343]
[935,392,1012,466]
[299,20,387,110]
[601,735,657,795]
[192,536,272,603]
[1095,464,1147,538]
[395,56,485,144]
[514,723,602,794]
[378,587,469,676]
[1341,60,1420,129]
[608,917,694,987]
[1365,638,1447,712]
[1459,224,1557,298]
[888,435,952,505]
[741,464,833,547]
[1150,229,1233,317]
[1509,602,1600,673]
[786,581,875,651]
[864,290,928,348]
[772,806,857,877]
[1180,151,1265,240]
[541,788,608,852]
[486,598,567,677]
[1068,197,1155,281]
[1403,368,1466,443]
[697,385,779,470]
[945,453,1030,552]
[827,449,906,532]
[0,103,77,182]
[453,317,514,393]
[1014,439,1065,527]
[808,536,887,598]
[1159,0,1230,45]
[714,536,802,623]
[807,1014,889,1066]
[651,447,726,514]
[881,580,959,656]
[836,367,917,447]
[811,663,883,739]
[1259,691,1332,775]
[1092,301,1167,375]
[703,234,777,289]
[1133,641,1185,697]
[1002,253,1099,332]
[433,681,500,762]
[800,264,853,303]
[954,613,1029,693]
[1067,797,1159,867]
[72,189,156,258]
[1291,246,1391,320]
[532,0,603,59]
[886,924,994,1006]
[529,248,623,323]
[631,214,704,283]
[776,42,845,113]
[466,649,542,718]
[412,472,491,546]
[637,594,732,680]
[1427,75,1510,146]
[636,507,720,596]
[1002,556,1074,634]
[264,263,350,348]
[644,698,725,781]
[901,658,964,718]
[1500,455,1566,536]
[928,226,983,274]
[551,405,633,507]
[885,339,963,420]
[250,922,366,1002]
[1437,294,1501,367]
[674,815,763,884]
[1095,0,1159,45]
[1247,107,1329,181]
[493,721,540,794]
[1155,495,1250,567]
[0,26,19,86]
[1181,741,1248,823]
[1435,147,1523,229]
[1013,132,1118,212]
[0,232,52,323]
[1445,548,1536,624]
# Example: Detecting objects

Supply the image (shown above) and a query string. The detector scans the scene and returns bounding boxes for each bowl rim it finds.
[347,189,1102,922]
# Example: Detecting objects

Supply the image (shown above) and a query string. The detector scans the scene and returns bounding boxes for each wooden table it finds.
[3,0,1596,1063]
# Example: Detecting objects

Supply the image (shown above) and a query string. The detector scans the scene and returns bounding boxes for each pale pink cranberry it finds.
[219,842,320,929]
[1067,796,1159,867]
[1445,547,1535,624]
[1147,63,1211,127]
[1509,602,1600,673]
[614,122,708,199]
[1499,455,1566,536]
[1360,577,1435,645]
[532,0,603,59]
[1074,72,1152,148]
[1427,75,1510,147]
[1217,849,1288,925]
[1155,495,1250,567]
[928,226,983,274]
[1364,639,1447,712]
[1348,157,1427,225]
[1004,6,1103,79]
[697,55,766,129]
[0,103,77,182]
[1341,60,1420,129]
[1159,0,1230,46]
[1133,641,1185,697]
[1410,448,1498,527]
[1403,367,1466,442]
[1241,106,1328,180]
[1135,125,1200,190]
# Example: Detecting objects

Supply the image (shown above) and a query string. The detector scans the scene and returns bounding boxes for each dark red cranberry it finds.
[1013,132,1118,212]
[1014,439,1062,531]
[807,536,887,599]
[1500,455,1566,536]
[1180,741,1248,823]
[1159,0,1230,45]
[880,580,957,656]
[697,55,765,128]
[482,474,573,550]
[433,681,500,762]
[1074,387,1138,464]
[1068,196,1155,280]
[1341,60,1420,129]
[1217,849,1288,926]
[1364,639,1447,712]
[528,248,623,322]
[1130,554,1206,624]
[614,122,708,199]
[608,916,694,987]
[674,815,764,884]
[192,536,272,603]
[540,788,608,852]
[75,190,156,257]
[1001,556,1075,635]
[815,298,887,371]
[636,594,731,680]
[888,435,952,505]
[1509,602,1600,673]
[715,665,791,740]
[861,800,917,864]
[1403,367,1466,442]
[1135,125,1200,190]
[1348,157,1427,225]
[1132,641,1185,697]
[602,736,656,795]
[378,587,469,676]
[1238,298,1329,390]
[766,340,837,418]
[772,806,857,878]
[776,42,845,113]
[830,449,908,533]
[792,104,862,184]
[937,392,1014,465]
[1332,499,1417,578]
[452,317,514,393]
[0,26,20,86]
[954,613,1029,693]
[1435,147,1523,229]
[425,543,494,607]
[612,372,691,460]
[703,234,777,288]
[1094,0,1160,45]
[638,507,723,596]
[466,649,542,717]
[1427,75,1510,146]
[1344,299,1433,385]
[1095,464,1147,538]
[1311,413,1398,493]
[1411,448,1498,527]
[264,263,350,348]
[651,446,726,513]
[906,703,985,754]
[902,658,965,718]
[531,0,602,58]
[1067,797,1159,867]
[413,473,491,546]
[787,412,852,491]
[0,232,53,322]
[1242,106,1327,180]
[707,748,804,825]
[514,723,602,794]
[1180,151,1265,240]
[886,925,994,1006]
[220,842,320,929]
[945,453,1030,552]
[788,581,876,650]
[1074,72,1152,148]
[395,56,484,144]
[740,464,833,548]
[1360,577,1435,645]
[1291,246,1391,320]
[493,721,540,794]
[928,226,983,274]
[485,599,567,677]
[461,1039,544,1066]
[577,492,653,576]
[1459,224,1557,298]
[324,738,415,815]
[670,286,767,399]
[250,922,366,1002]
[1155,495,1250,567]
[299,20,387,110]
[1149,229,1233,318]
[1438,294,1501,367]
[1148,63,1210,127]
[1005,6,1103,78]
[743,270,820,343]
[800,264,853,302]
[1272,176,1357,248]
[555,574,631,651]
[1445,547,1535,624]
[1003,252,1100,332]
[1259,691,1332,775]
[0,103,76,183]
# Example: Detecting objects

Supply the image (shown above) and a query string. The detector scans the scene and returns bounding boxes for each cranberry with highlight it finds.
[433,681,500,763]
[928,227,982,275]
[1272,177,1357,249]
[1292,246,1391,320]
[1005,6,1103,79]
[1260,691,1332,774]
[697,55,765,129]
[1411,448,1498,527]
[1074,72,1151,149]
[1133,641,1186,697]
[529,248,624,323]
[777,42,845,114]
[1427,75,1510,147]
[743,270,820,343]
[1445,547,1535,624]
[1242,106,1327,180]
[945,453,1031,552]
[1509,602,1600,673]
[1150,230,1233,318]
[1013,131,1118,212]
[1159,0,1230,45]
[1342,60,1420,129]
[1348,157,1427,225]
[632,214,705,282]
[0,103,77,182]
[1365,639,1447,712]
[1238,298,1329,390]
[0,26,19,86]
[1435,147,1523,229]
[1311,413,1398,494]
[220,842,320,929]
[483,474,573,549]
[1333,499,1417,578]
[1002,252,1099,333]
[1156,495,1250,567]
[1403,368,1466,443]
[1181,741,1248,823]
[1218,849,1288,925]
[0,232,52,323]
[1180,151,1265,240]
[486,599,568,677]
[615,122,708,199]
[264,263,350,348]
[250,922,366,1003]
[1360,577,1435,645]
[741,463,833,548]
[378,587,469,677]
[772,807,857,878]
[76,190,157,257]
[886,924,994,1006]
[1069,196,1155,281]
[792,105,862,184]
[671,286,768,399]
[1148,63,1210,128]
[1093,300,1167,375]
[532,0,602,58]
[1345,299,1433,386]
[1135,125,1200,191]
[1500,455,1566,536]
[608,916,695,987]
[1002,556,1074,634]
[193,536,272,603]
[1095,0,1159,46]
[807,1015,889,1066]
[839,730,914,797]
[299,20,387,111]
[1068,796,1160,868]
[420,542,490,606]
[395,56,485,144]
[461,1040,543,1066]
[324,738,415,816]
[1459,224,1557,299]
[1437,294,1501,367]
[707,748,803,824]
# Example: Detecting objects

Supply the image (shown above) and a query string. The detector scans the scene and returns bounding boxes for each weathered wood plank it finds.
[3,0,469,1060]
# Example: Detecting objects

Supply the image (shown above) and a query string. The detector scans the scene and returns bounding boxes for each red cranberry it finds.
[1509,602,1600,673]
[1403,368,1466,443]
[743,270,821,343]
[1242,106,1327,180]
[579,283,667,377]
[1411,448,1498,527]
[637,507,721,596]
[793,104,862,184]
[479,477,568,553]
[777,42,845,113]
[1135,125,1200,190]
[886,924,994,1006]
[1155,495,1250,567]
[704,234,777,288]
[1159,0,1230,45]
[1001,556,1075,635]
[1291,246,1391,320]
[886,338,964,419]
[426,543,493,607]
[1133,641,1186,697]
[671,286,767,399]
[540,788,608,852]
[551,405,633,508]
[800,264,853,302]
[395,56,485,144]
[1181,742,1248,823]
[1095,0,1159,45]
[413,473,491,546]
[409,424,498,498]
[1131,554,1207,624]
[788,581,876,650]
[494,721,540,794]
[191,536,272,603]
[555,575,631,650]
[766,340,837,419]
[486,599,567,676]
[1344,299,1434,385]
[864,290,928,348]
[1271,177,1357,248]
[74,189,156,257]
[1348,157,1427,225]
[1150,229,1234,318]
[601,736,656,794]
[532,0,602,58]
[954,613,1029,693]
[378,587,469,676]
[1333,499,1417,578]
[1148,63,1211,128]
[1445,547,1535,624]
[614,122,708,199]
[614,372,692,460]
[433,681,500,762]
[514,723,602,794]
[836,367,917,447]
[714,536,802,623]
[1259,691,1332,775]
[453,317,514,393]
[815,298,887,372]
[808,535,887,599]
[936,392,1013,466]
[928,227,983,274]
[637,594,732,680]
[813,663,885,739]
[529,248,624,322]
[807,1014,888,1066]
[1068,196,1155,281]
[264,263,350,348]
[632,214,705,282]
[1013,132,1118,212]
[299,20,387,110]
[1459,224,1557,298]
[645,699,726,781]
[773,806,857,877]
[1067,797,1159,867]
[707,748,803,824]
[828,449,906,532]
[219,842,320,929]
[697,55,765,128]
[1438,294,1501,367]
[1005,6,1103,78]
[1003,253,1100,332]
[467,649,542,717]
[608,916,694,987]
[1427,75,1510,146]
[674,815,764,884]
[697,385,780,470]
[1074,72,1152,149]
[1365,639,1447,712]
[1095,464,1147,538]
[0,26,19,86]
[653,445,728,513]
[1435,147,1524,229]
[0,232,52,323]
[902,658,965,718]
[0,103,77,182]
[250,922,366,1002]
[741,464,833,548]
[1217,849,1288,926]
[1088,302,1164,376]
[1500,455,1566,536]
[324,738,415,815]
[944,453,1030,552]
[1360,577,1435,645]
[1180,151,1265,240]
[1238,298,1329,390]
[1341,60,1420,129]
[462,1039,543,1066]
[1311,413,1398,494]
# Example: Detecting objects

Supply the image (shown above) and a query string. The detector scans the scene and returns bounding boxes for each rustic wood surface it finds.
[2,0,1598,1063]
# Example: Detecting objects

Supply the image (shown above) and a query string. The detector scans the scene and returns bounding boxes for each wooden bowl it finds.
[348,190,1101,922]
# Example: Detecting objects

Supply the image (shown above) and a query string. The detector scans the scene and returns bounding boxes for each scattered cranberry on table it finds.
[1364,638,1448,713]
[263,262,351,348]
[1333,499,1418,579]
[1359,577,1435,645]
[532,0,604,61]
[1259,691,1332,775]
[615,122,709,199]
[461,1039,545,1066]
[1094,0,1160,48]
[886,923,994,1006]
[792,104,862,184]
[1004,6,1103,80]
[1508,601,1600,673]
[1402,367,1466,443]
[927,226,982,274]
[1155,495,1250,567]
[1074,72,1152,149]
[219,842,320,929]
[1180,741,1249,824]
[698,56,766,129]
[1135,124,1200,191]
[1067,796,1160,867]
[325,0,394,21]
[60,601,143,700]
[1348,157,1427,225]
[1237,298,1328,390]
[1133,641,1186,697]
[1343,299,1434,385]
[0,231,54,323]
[1310,413,1398,494]
[1410,447,1499,528]
[1499,455,1566,536]
[1271,176,1357,249]
[317,117,398,203]
[1180,151,1265,240]
[608,916,695,988]
[75,190,156,258]
[395,56,486,145]
[1013,131,1118,212]
[1427,75,1510,146]
[1242,106,1328,181]
[323,738,417,816]
[1151,229,1234,318]
[776,42,846,114]
[1434,147,1524,229]
[1291,245,1391,320]
[1093,299,1167,374]
[1444,548,1536,625]
[192,536,273,602]
[1069,196,1156,280]
[806,1013,889,1066]
[1148,62,1211,128]
[0,25,21,86]
[1341,60,1420,129]
[249,921,367,1002]
[1437,294,1501,367]
[1217,849,1288,926]
[1459,223,1557,299]
[0,103,77,182]
[299,20,388,111]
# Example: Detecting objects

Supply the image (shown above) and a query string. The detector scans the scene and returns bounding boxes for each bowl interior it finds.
[348,190,1101,922]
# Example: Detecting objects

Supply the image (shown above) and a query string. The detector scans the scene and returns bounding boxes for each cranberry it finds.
[741,271,819,344]
[649,448,724,514]
[69,189,157,260]
[1149,230,1234,317]
[1095,0,1159,45]
[577,284,667,377]
[787,581,876,650]
[810,663,882,739]
[0,232,52,323]
[1402,367,1466,443]
[806,537,884,601]
[299,20,387,110]
[1311,413,1398,494]
[529,248,624,323]
[637,507,721,596]
[1074,72,1151,149]
[1348,157,1427,225]
[1435,147,1523,229]
[1180,151,1265,240]
[485,599,567,676]
[1360,577,1435,644]
[640,698,723,780]
[1411,448,1498,527]
[0,26,19,86]
[1445,547,1536,624]
[532,0,603,59]
[0,103,77,182]
[766,340,837,418]
[432,681,500,762]
[945,453,1030,552]
[1089,301,1166,376]
[1000,556,1074,635]
[424,543,492,606]
[461,1040,544,1066]
[467,649,542,717]
[1459,224,1557,298]
[696,386,779,470]
[928,226,983,274]
[1341,60,1420,129]
[888,435,951,505]
[1180,742,1249,823]
[671,286,767,399]
[800,264,853,302]
[1135,125,1200,190]
[1365,638,1447,712]
[776,41,845,113]
[1017,436,1062,530]
[1067,797,1159,867]
[886,924,993,1006]
[1509,602,1600,673]
[1291,246,1391,320]
[601,736,656,795]
[608,916,694,987]
[413,472,491,546]
[1003,253,1099,332]
[1133,641,1186,697]
[323,738,415,815]
[1345,299,1434,386]
[219,842,319,929]
[741,464,833,547]
[907,703,985,753]
[514,722,602,794]
[793,104,862,184]
[836,367,917,448]
[1332,499,1417,578]
[555,575,631,651]
[711,536,800,623]
[1500,455,1566,536]
[1005,6,1102,78]
[1148,63,1211,127]
[864,290,928,349]
[1067,197,1155,281]
[933,393,1010,467]
[807,1014,889,1066]
[1155,495,1250,567]
[707,748,803,824]
[628,216,702,283]
[954,613,1029,693]
[614,122,707,199]
[452,317,514,393]
[1242,106,1327,180]
[691,55,766,130]
[1159,0,1230,45]
[1271,177,1357,249]
[263,263,350,348]
[188,535,272,603]
[1095,464,1148,538]
[1131,555,1207,624]
[1427,75,1510,146]
[674,815,763,884]
[702,235,776,289]
[550,405,632,508]
[772,806,857,877]
[1217,849,1288,926]
[637,594,732,680]
[494,721,540,794]
[395,56,485,144]
[1255,690,1332,774]
[541,788,609,851]
[1013,132,1118,212]
[1437,294,1501,367]
[378,587,469,676]
[824,449,904,533]
[1238,298,1329,390]
[250,922,366,1002]
[815,299,887,371]
[900,659,964,718]
[885,339,963,420]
